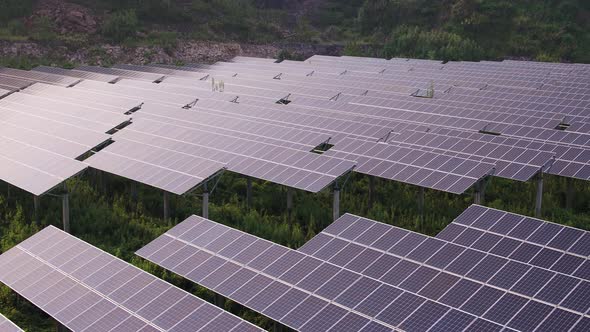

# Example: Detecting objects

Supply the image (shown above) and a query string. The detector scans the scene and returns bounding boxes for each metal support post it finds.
[481,178,488,204]
[474,180,482,205]
[333,183,340,221]
[214,294,226,309]
[273,322,284,332]
[286,188,294,217]
[130,181,138,202]
[535,174,544,218]
[566,178,574,210]
[368,177,375,210]
[163,191,170,221]
[418,187,425,224]
[57,323,70,332]
[202,182,209,219]
[246,177,252,208]
[62,193,70,233]
[34,195,41,222]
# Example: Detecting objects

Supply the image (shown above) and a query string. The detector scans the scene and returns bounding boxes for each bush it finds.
[276,49,304,62]
[137,0,190,23]
[29,16,57,42]
[7,20,26,35]
[146,31,178,54]
[343,40,364,56]
[101,9,139,42]
[0,0,33,21]
[383,26,484,61]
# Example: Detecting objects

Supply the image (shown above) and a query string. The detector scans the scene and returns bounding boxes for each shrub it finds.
[0,0,33,21]
[276,49,304,62]
[383,26,484,61]
[29,16,57,42]
[101,9,139,42]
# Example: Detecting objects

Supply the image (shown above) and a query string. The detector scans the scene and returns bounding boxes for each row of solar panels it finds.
[0,70,491,197]
[69,62,590,182]
[137,205,590,332]
[0,55,588,200]
[0,226,264,332]
[3,205,588,331]
[0,314,22,332]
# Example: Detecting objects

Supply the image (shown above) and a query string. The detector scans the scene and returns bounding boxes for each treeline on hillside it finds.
[356,0,590,62]
[2,0,589,62]
[1,170,590,330]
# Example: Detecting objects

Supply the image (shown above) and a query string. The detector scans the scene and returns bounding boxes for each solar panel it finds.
[0,110,110,159]
[298,209,590,332]
[165,74,344,100]
[0,92,132,134]
[0,313,23,332]
[417,127,590,181]
[72,79,212,107]
[136,215,395,332]
[187,98,397,144]
[438,205,590,281]
[324,137,495,194]
[32,66,120,83]
[150,76,298,102]
[0,88,12,98]
[0,226,264,332]
[141,210,590,332]
[0,138,87,196]
[112,119,355,193]
[441,86,589,122]
[113,64,209,79]
[0,75,34,90]
[0,67,80,87]
[181,64,417,97]
[1,55,588,205]
[20,83,142,113]
[85,138,226,195]
[75,65,166,82]
[389,130,554,181]
[135,103,331,151]
[222,59,544,91]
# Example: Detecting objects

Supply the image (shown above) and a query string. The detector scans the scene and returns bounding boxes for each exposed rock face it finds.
[0,40,343,66]
[61,9,97,33]
[1,0,344,66]
[33,0,97,34]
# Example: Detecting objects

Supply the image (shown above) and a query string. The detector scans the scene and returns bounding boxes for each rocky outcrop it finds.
[32,0,98,34]
[0,40,344,66]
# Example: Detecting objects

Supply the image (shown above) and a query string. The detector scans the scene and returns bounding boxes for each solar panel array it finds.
[136,215,396,332]
[0,226,264,332]
[32,66,120,83]
[0,81,135,196]
[300,207,590,332]
[111,119,354,193]
[324,137,495,194]
[0,67,81,87]
[139,207,590,332]
[0,313,23,332]
[73,56,589,191]
[1,55,589,196]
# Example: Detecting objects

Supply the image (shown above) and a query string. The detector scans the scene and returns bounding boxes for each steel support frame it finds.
[246,177,252,208]
[333,182,340,221]
[202,181,209,219]
[535,174,544,218]
[163,191,170,221]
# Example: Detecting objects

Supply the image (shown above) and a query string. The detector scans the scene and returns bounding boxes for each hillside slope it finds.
[1,0,589,63]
